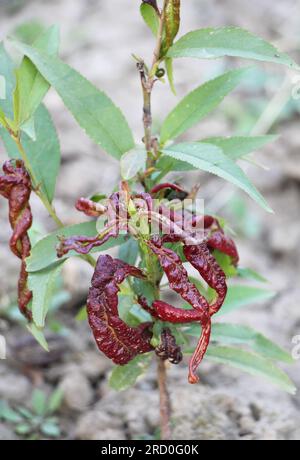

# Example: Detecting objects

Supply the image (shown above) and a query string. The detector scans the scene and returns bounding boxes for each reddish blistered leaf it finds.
[87,255,153,364]
[0,160,33,320]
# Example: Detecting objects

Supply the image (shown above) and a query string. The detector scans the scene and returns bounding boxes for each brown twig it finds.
[157,358,172,440]
[138,0,167,161]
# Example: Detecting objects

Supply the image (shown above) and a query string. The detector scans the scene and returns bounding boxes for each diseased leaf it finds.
[185,323,293,363]
[12,40,135,159]
[201,135,278,161]
[161,142,272,212]
[163,0,181,49]
[1,104,60,203]
[26,221,125,272]
[109,354,152,391]
[205,346,296,394]
[160,68,249,143]
[140,3,159,36]
[168,27,299,70]
[217,285,276,316]
[28,262,64,328]
[120,147,147,180]
[13,26,60,126]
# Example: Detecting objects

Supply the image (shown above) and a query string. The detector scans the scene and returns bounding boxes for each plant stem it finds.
[139,1,167,163]
[157,358,172,440]
[13,135,96,268]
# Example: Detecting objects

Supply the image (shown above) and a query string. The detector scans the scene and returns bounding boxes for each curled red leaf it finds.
[0,160,32,320]
[87,255,153,365]
[75,198,107,217]
[140,236,212,384]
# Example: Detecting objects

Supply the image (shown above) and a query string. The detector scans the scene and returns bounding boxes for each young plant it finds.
[0,1,298,439]
[0,388,63,439]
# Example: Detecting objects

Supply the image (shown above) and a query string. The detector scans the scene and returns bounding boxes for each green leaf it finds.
[0,106,6,127]
[0,104,60,203]
[185,323,292,363]
[0,43,15,118]
[118,238,139,266]
[26,323,49,352]
[218,285,276,316]
[140,3,159,36]
[237,267,267,283]
[15,423,32,435]
[205,346,296,394]
[201,135,278,161]
[165,57,176,94]
[162,142,272,212]
[213,251,237,278]
[75,306,88,322]
[12,40,135,159]
[31,389,47,416]
[47,389,63,415]
[26,221,125,272]
[40,420,60,437]
[21,115,36,140]
[28,262,64,328]
[109,354,152,391]
[13,26,60,126]
[0,401,23,423]
[12,21,45,45]
[168,27,299,70]
[160,68,249,144]
[120,147,147,180]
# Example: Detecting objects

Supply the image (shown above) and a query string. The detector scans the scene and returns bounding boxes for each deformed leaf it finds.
[26,221,125,272]
[163,0,181,50]
[160,68,249,144]
[168,27,299,70]
[12,39,135,159]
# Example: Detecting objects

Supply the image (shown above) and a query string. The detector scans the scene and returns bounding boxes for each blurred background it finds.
[0,0,300,440]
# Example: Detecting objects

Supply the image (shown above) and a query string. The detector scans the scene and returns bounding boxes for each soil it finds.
[0,0,300,440]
